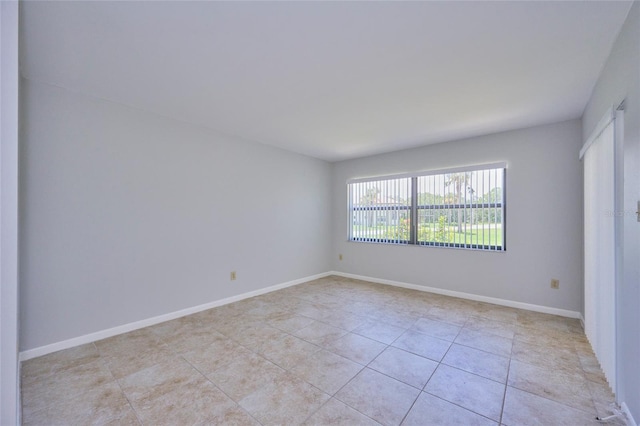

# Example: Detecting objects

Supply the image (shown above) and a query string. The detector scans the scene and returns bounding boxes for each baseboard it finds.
[19,269,583,361]
[329,271,582,319]
[579,313,585,329]
[622,402,637,426]
[19,271,331,361]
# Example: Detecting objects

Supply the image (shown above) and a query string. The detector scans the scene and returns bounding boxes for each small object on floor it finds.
[595,403,626,424]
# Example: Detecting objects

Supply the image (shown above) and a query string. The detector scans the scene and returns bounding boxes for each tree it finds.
[479,187,503,222]
[417,192,444,206]
[435,216,451,242]
[360,187,380,228]
[445,172,472,233]
[467,186,476,225]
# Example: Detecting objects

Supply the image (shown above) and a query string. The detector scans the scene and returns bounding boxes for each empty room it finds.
[1,1,639,425]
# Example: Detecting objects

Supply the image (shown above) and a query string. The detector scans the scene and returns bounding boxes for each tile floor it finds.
[21,276,625,425]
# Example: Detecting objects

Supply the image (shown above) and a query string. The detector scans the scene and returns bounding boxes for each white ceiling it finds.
[20,1,632,162]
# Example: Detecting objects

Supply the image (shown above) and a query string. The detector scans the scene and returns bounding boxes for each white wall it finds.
[20,78,332,352]
[332,120,583,312]
[582,2,639,421]
[1,1,21,424]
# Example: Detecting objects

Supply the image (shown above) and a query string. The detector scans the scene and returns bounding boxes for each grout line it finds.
[23,277,603,425]
[398,388,423,425]
[180,355,266,426]
[97,341,145,426]
[420,391,500,424]
[499,356,512,424]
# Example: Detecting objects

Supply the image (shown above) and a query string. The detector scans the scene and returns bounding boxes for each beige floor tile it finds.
[411,317,461,341]
[346,301,386,318]
[157,323,228,353]
[245,301,292,319]
[508,359,595,413]
[21,343,100,385]
[207,351,286,401]
[239,373,330,426]
[370,310,419,329]
[118,358,203,403]
[578,352,608,382]
[473,304,519,323]
[586,378,616,405]
[102,346,178,379]
[402,392,497,426]
[353,320,406,344]
[383,301,428,320]
[21,277,608,425]
[516,311,574,333]
[578,352,602,374]
[95,328,166,357]
[318,311,369,331]
[322,333,386,365]
[206,302,246,318]
[207,312,264,337]
[574,338,598,357]
[502,386,600,426]
[369,346,437,389]
[425,306,470,326]
[304,398,381,426]
[424,364,505,421]
[454,328,513,357]
[229,323,288,353]
[23,381,132,426]
[267,313,316,333]
[514,325,578,349]
[251,291,290,305]
[392,329,451,362]
[259,333,322,371]
[464,316,516,339]
[293,320,349,345]
[22,358,115,417]
[585,370,610,386]
[132,377,258,425]
[182,337,253,375]
[442,344,509,383]
[103,409,141,425]
[290,349,363,394]
[511,340,583,375]
[514,333,581,366]
[287,299,333,320]
[292,290,339,306]
[232,297,272,313]
[147,315,204,338]
[336,368,420,426]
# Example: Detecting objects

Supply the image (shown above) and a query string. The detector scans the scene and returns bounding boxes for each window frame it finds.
[347,162,507,251]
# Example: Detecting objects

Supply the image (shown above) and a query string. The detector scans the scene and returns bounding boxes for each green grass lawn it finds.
[352,223,503,247]
[447,226,503,247]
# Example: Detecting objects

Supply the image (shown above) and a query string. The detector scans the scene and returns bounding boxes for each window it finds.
[348,163,506,251]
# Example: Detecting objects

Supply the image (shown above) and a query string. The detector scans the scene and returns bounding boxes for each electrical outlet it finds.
[230,271,237,281]
[339,254,343,261]
[551,278,559,289]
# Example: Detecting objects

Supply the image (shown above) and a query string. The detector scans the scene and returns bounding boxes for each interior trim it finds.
[19,271,332,361]
[20,270,583,362]
[331,271,582,319]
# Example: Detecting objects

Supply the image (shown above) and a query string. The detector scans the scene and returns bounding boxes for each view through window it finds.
[348,164,506,250]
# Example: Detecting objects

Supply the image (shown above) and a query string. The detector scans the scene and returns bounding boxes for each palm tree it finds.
[445,172,471,233]
[360,187,380,228]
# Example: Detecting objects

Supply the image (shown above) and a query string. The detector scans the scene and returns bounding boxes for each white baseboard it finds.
[622,402,637,426]
[19,272,331,361]
[20,269,584,361]
[329,271,582,319]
